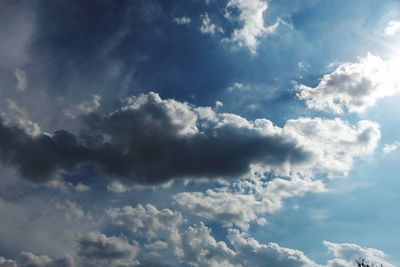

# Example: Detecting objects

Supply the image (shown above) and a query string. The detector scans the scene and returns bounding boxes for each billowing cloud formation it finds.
[104,203,394,267]
[324,241,394,267]
[107,204,185,260]
[175,177,326,229]
[0,93,380,184]
[224,0,280,53]
[227,229,318,267]
[0,92,312,183]
[296,54,400,114]
[76,232,139,267]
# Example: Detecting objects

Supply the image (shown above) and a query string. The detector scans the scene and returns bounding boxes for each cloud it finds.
[175,177,326,229]
[14,68,27,92]
[76,232,139,267]
[0,93,380,184]
[18,252,75,267]
[384,20,400,36]
[55,200,88,222]
[283,118,380,176]
[0,253,74,267]
[227,229,318,267]
[107,204,185,258]
[200,13,223,35]
[64,95,101,119]
[180,222,236,266]
[383,141,400,154]
[296,54,400,114]
[107,180,129,193]
[0,92,314,183]
[104,202,396,267]
[0,257,17,267]
[324,241,394,267]
[224,0,280,53]
[173,16,191,25]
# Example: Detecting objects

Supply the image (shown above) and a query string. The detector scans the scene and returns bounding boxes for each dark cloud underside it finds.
[0,94,310,184]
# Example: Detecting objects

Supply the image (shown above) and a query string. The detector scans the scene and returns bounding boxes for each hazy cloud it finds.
[200,13,223,35]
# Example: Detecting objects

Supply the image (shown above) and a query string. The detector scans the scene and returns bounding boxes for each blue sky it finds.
[1,0,400,266]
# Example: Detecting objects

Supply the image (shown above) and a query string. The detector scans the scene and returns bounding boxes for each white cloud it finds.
[383,141,400,154]
[64,95,101,119]
[284,118,380,177]
[200,13,223,35]
[107,204,185,258]
[175,177,325,229]
[324,241,394,267]
[227,229,318,267]
[224,0,280,53]
[175,116,380,228]
[296,54,400,114]
[181,222,236,267]
[173,16,191,25]
[226,82,250,92]
[384,20,400,36]
[1,99,41,136]
[107,180,129,193]
[14,68,27,92]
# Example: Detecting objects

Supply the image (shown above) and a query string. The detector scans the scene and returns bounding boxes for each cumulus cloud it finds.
[103,203,396,267]
[324,241,394,267]
[224,0,280,53]
[200,13,223,35]
[384,20,400,36]
[283,118,380,176]
[107,180,129,193]
[76,232,139,267]
[0,92,313,183]
[1,100,41,136]
[227,229,318,267]
[0,93,380,184]
[296,54,400,114]
[383,141,400,154]
[174,117,380,228]
[173,16,191,25]
[175,177,326,229]
[107,204,185,258]
[180,222,236,266]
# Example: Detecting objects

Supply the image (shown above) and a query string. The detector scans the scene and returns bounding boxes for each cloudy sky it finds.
[1,0,400,266]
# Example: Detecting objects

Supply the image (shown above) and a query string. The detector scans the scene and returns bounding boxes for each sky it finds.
[1,0,400,266]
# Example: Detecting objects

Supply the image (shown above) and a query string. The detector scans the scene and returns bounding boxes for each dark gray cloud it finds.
[0,93,311,184]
